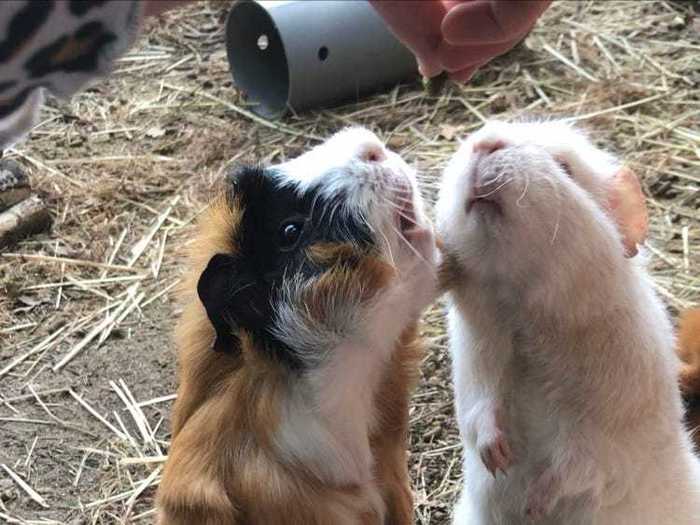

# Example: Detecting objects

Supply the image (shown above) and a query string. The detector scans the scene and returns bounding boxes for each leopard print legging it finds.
[0,0,143,149]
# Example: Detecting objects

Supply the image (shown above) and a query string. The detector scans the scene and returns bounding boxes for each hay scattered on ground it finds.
[0,1,697,523]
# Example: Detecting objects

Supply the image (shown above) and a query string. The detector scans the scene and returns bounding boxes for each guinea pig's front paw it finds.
[476,407,513,477]
[402,224,437,266]
[478,430,513,478]
[399,226,439,307]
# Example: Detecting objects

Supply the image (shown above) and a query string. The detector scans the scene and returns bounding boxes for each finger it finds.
[442,0,551,45]
[419,58,444,79]
[370,0,447,58]
[437,39,515,71]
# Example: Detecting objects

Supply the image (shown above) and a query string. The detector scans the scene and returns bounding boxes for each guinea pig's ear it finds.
[197,253,240,354]
[606,167,648,258]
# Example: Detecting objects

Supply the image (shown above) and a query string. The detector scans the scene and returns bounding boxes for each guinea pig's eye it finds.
[558,159,572,176]
[279,221,304,250]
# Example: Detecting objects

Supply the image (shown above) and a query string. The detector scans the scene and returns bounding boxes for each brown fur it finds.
[679,309,700,395]
[156,195,424,524]
[302,251,396,319]
[678,308,700,449]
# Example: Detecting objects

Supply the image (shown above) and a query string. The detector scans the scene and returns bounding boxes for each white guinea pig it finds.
[436,120,700,525]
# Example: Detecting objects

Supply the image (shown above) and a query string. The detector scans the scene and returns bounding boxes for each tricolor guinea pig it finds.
[436,120,700,525]
[156,128,438,525]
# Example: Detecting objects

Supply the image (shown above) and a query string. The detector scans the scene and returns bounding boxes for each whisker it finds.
[387,223,432,268]
[327,199,343,233]
[391,196,416,205]
[357,206,375,236]
[230,281,255,297]
[378,197,406,211]
[308,192,326,224]
[515,172,530,208]
[377,227,396,268]
[377,196,420,228]
[372,182,435,205]
[542,174,563,245]
[475,177,514,199]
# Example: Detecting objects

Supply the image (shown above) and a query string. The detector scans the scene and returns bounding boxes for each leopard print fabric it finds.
[0,0,144,149]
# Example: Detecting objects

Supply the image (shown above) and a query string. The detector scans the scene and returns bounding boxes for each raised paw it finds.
[473,404,513,477]
[478,430,513,477]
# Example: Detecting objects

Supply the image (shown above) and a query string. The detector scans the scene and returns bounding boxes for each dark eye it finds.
[558,159,572,176]
[279,221,303,250]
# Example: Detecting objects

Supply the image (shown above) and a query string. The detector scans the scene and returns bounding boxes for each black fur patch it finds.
[684,393,700,411]
[69,0,109,16]
[25,22,116,79]
[197,166,373,369]
[0,1,54,62]
[198,254,241,354]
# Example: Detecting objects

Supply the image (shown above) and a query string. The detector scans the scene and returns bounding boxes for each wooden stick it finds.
[0,159,30,213]
[0,195,52,249]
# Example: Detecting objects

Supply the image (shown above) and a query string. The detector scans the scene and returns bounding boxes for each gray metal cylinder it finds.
[225,0,418,118]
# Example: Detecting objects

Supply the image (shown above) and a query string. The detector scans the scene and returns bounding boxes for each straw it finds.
[0,1,696,522]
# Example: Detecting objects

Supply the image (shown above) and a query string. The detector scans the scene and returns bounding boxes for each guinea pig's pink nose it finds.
[473,139,506,155]
[357,143,387,163]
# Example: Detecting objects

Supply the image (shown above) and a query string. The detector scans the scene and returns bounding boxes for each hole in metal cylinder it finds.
[318,46,329,61]
[257,34,269,51]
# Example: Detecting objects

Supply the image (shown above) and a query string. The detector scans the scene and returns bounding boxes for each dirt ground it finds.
[0,1,698,524]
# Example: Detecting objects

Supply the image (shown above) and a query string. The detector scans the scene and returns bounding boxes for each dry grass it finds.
[0,1,698,523]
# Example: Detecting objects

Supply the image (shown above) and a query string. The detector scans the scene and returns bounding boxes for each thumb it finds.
[442,0,551,45]
[370,0,447,77]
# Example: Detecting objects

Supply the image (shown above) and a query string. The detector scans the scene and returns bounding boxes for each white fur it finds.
[275,128,428,228]
[437,121,700,524]
[271,128,439,498]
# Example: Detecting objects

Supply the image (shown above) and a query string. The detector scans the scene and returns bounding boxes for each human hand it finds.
[371,0,552,82]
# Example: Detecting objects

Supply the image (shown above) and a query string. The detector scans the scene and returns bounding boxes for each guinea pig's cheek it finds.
[306,242,365,267]
[301,257,396,317]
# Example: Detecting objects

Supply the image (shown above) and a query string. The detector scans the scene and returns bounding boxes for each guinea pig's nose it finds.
[473,139,506,156]
[357,143,387,163]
